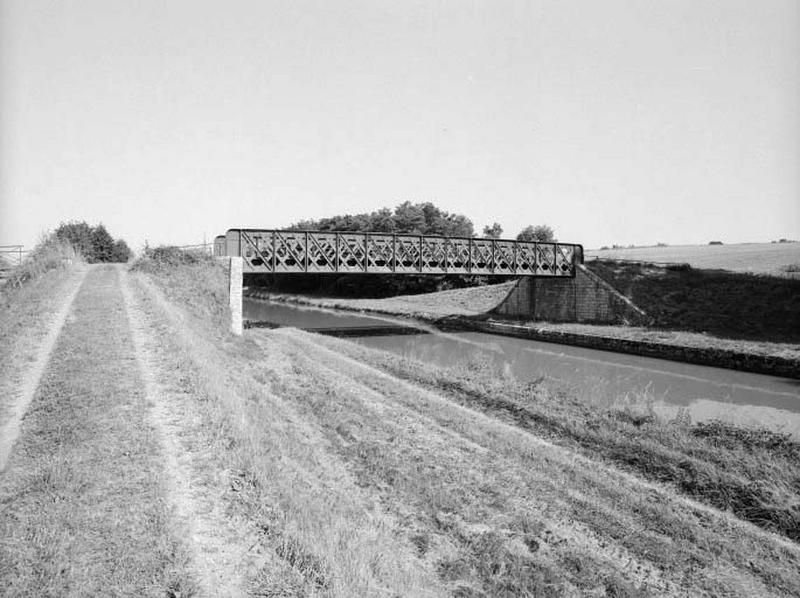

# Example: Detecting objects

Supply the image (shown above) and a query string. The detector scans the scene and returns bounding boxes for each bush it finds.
[131,245,213,272]
[516,224,555,243]
[110,239,132,263]
[55,221,131,263]
[665,263,692,272]
[2,234,81,288]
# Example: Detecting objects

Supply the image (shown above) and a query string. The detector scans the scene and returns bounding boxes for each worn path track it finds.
[0,265,87,472]
[1,265,249,596]
[121,268,255,597]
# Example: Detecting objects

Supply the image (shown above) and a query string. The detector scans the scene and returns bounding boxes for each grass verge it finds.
[1,235,81,290]
[137,255,800,596]
[130,256,441,596]
[328,345,800,542]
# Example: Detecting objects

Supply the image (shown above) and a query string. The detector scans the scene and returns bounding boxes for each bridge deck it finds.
[219,229,581,277]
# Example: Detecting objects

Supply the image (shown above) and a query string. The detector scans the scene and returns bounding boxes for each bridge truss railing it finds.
[221,229,582,277]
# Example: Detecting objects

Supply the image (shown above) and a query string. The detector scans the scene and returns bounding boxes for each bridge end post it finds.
[229,257,243,336]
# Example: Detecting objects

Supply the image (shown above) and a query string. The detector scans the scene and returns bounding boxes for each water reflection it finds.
[244,298,800,437]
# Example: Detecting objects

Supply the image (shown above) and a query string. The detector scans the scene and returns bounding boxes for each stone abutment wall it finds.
[493,265,648,325]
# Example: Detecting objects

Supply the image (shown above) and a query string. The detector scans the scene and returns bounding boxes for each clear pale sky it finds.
[1,0,797,250]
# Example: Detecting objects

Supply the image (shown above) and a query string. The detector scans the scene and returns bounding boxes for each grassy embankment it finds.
[585,259,800,343]
[135,253,800,596]
[0,237,83,426]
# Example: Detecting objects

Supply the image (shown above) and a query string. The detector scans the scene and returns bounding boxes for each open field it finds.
[2,255,800,596]
[585,242,800,276]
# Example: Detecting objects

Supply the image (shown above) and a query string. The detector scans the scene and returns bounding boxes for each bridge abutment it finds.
[493,265,648,325]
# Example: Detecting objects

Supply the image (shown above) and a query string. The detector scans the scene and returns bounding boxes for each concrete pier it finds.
[229,257,243,335]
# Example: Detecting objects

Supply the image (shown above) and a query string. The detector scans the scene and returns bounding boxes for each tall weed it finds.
[2,234,82,290]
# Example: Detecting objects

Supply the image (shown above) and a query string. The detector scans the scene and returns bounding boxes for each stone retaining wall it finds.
[493,265,648,325]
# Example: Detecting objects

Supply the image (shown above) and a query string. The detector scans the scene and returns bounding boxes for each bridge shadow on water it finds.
[243,319,431,338]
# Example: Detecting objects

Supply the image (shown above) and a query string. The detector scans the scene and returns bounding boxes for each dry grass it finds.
[328,341,800,542]
[0,256,86,430]
[139,258,800,596]
[0,266,195,596]
[131,264,440,596]
[1,234,81,290]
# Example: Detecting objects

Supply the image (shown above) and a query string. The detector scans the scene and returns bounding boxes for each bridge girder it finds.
[218,229,582,277]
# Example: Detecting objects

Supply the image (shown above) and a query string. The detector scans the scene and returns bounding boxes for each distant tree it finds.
[55,221,94,258]
[289,201,474,237]
[110,239,132,262]
[91,224,115,262]
[482,223,503,239]
[516,224,555,243]
[367,208,397,233]
[393,201,426,234]
[54,220,130,262]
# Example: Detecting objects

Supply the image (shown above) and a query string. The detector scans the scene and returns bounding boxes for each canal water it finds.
[244,298,800,437]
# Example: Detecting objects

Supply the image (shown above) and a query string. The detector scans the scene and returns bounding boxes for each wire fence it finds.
[172,243,214,255]
[0,245,30,270]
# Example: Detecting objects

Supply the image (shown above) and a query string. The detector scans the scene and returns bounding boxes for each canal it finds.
[244,298,800,437]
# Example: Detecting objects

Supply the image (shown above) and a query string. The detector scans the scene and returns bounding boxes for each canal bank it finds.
[441,317,800,380]
[125,258,800,595]
[246,288,800,380]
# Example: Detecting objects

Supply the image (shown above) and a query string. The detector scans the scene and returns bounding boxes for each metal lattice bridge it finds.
[216,229,582,277]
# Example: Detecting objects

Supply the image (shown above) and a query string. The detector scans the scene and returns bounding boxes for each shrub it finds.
[55,221,131,263]
[665,263,692,272]
[516,224,555,243]
[131,245,213,273]
[3,234,81,288]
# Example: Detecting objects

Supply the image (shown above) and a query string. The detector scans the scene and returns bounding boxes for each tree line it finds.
[292,201,556,242]
[255,202,559,298]
[54,221,132,263]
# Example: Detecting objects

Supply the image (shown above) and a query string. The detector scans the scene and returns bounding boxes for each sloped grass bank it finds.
[0,243,85,429]
[1,235,80,290]
[318,342,800,543]
[586,260,800,343]
[131,249,230,330]
[131,260,440,596]
[139,256,800,596]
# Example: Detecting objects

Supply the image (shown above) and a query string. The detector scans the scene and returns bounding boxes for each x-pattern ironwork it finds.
[226,230,579,277]
[365,235,394,272]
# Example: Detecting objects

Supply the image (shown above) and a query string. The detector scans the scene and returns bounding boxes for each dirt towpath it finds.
[0,266,86,471]
[0,265,250,596]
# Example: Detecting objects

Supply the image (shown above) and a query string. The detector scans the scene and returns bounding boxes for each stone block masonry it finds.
[493,264,648,325]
